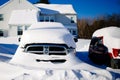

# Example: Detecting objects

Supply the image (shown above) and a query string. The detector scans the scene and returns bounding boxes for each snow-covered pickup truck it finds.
[10,22,80,68]
[88,27,120,69]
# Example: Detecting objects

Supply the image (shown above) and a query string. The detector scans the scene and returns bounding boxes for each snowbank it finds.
[76,39,90,51]
[0,61,113,80]
[0,37,120,80]
[0,37,19,44]
[0,62,25,80]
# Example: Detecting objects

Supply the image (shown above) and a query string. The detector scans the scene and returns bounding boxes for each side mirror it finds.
[74,38,78,42]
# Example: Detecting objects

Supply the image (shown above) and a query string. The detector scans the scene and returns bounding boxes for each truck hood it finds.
[20,28,76,48]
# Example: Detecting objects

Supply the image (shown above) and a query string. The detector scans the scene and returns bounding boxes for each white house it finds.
[35,4,78,38]
[0,0,78,37]
[9,9,39,36]
[0,0,39,37]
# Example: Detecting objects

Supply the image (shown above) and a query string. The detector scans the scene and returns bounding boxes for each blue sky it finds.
[0,0,120,18]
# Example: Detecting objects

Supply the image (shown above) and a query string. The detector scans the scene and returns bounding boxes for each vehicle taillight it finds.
[119,50,120,57]
[113,48,120,57]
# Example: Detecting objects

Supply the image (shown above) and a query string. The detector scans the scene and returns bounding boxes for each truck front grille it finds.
[24,44,67,55]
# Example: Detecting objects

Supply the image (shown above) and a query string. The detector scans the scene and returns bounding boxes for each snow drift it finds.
[93,26,120,49]
[0,26,120,80]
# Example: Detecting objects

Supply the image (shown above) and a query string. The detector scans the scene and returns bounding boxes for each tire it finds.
[110,59,119,69]
[89,53,105,65]
[104,54,111,67]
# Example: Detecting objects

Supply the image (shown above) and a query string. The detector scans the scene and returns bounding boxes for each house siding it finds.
[9,25,17,36]
[0,1,78,37]
[0,0,39,37]
[56,14,77,26]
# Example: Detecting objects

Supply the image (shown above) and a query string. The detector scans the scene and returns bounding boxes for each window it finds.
[50,16,55,22]
[71,17,74,23]
[40,16,44,22]
[45,16,49,22]
[25,26,29,30]
[0,14,4,21]
[72,30,76,35]
[17,26,23,35]
[68,29,77,35]
[40,16,55,22]
[0,30,3,36]
[68,29,72,33]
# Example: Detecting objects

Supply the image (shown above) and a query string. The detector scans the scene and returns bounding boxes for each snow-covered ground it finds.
[0,37,120,80]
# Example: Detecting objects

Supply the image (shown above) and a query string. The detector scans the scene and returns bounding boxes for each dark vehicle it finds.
[88,27,120,69]
[88,37,110,65]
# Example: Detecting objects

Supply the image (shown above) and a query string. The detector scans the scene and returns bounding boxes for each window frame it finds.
[0,30,3,36]
[45,16,49,22]
[25,25,30,30]
[40,16,44,22]
[39,15,55,22]
[0,14,4,21]
[17,26,23,35]
[70,17,75,23]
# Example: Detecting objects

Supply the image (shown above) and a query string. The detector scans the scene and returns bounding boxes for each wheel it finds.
[110,59,119,69]
[104,54,111,67]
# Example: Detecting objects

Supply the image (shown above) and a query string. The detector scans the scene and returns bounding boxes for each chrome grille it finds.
[24,44,67,55]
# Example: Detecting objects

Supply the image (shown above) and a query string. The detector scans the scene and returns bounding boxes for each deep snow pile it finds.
[0,62,113,80]
[93,27,120,51]
[0,37,120,80]
[19,22,76,48]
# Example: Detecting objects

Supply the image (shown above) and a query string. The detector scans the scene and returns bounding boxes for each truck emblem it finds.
[44,46,49,55]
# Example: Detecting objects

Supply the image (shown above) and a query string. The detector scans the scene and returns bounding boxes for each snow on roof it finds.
[9,9,39,25]
[35,4,76,14]
[93,26,120,48]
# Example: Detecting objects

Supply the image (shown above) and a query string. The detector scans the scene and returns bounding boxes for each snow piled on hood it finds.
[28,22,66,29]
[20,22,76,48]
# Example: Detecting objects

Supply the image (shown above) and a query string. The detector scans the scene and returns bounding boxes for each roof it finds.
[35,4,76,14]
[0,0,39,10]
[9,9,38,25]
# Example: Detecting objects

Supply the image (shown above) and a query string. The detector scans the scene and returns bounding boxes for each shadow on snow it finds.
[0,43,18,55]
[76,51,107,69]
[76,51,120,79]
